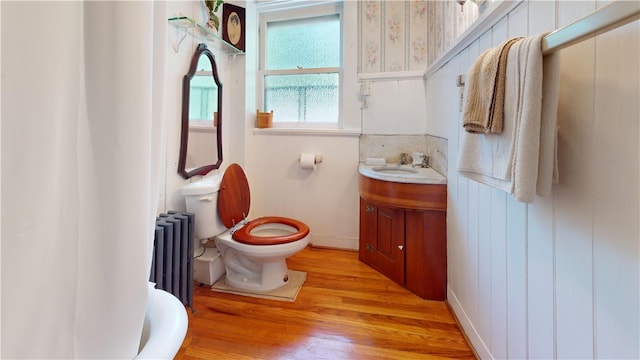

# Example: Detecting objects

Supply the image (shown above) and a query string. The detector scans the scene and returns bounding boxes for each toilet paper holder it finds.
[298,154,323,165]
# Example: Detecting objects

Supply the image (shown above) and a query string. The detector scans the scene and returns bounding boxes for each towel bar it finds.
[456,1,640,85]
[542,1,640,55]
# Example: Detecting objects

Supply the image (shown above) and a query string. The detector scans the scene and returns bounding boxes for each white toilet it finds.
[182,163,310,293]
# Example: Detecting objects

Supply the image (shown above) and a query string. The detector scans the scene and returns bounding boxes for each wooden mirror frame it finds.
[178,43,223,179]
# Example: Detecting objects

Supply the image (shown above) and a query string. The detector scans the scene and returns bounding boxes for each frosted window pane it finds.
[264,73,338,123]
[266,14,340,70]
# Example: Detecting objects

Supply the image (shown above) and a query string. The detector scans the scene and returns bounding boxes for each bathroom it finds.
[2,0,638,359]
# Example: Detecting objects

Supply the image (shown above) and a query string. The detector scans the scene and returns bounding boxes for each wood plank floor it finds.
[176,247,475,360]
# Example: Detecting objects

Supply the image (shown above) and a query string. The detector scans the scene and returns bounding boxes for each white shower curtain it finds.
[1,1,167,358]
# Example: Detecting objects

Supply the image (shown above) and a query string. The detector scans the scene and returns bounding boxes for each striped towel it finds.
[462,37,522,134]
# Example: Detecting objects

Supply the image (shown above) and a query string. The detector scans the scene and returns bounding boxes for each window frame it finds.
[257,2,344,129]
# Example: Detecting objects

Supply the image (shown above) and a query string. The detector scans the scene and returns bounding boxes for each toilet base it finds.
[224,258,290,292]
[214,229,309,293]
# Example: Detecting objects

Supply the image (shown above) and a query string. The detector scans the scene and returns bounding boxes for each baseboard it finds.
[445,299,480,360]
[447,285,493,360]
[309,234,358,250]
[308,244,358,253]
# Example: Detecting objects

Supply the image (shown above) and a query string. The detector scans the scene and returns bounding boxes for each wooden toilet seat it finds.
[218,163,310,245]
[232,216,310,245]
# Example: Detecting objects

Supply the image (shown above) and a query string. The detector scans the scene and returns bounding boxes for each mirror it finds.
[178,43,223,179]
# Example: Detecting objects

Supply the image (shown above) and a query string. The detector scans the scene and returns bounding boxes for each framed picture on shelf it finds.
[222,3,245,52]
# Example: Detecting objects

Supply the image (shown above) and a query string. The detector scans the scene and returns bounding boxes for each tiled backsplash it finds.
[359,134,448,177]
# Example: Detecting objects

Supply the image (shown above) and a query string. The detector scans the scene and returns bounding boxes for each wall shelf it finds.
[168,16,245,55]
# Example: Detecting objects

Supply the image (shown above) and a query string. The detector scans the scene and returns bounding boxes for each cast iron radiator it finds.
[150,211,195,310]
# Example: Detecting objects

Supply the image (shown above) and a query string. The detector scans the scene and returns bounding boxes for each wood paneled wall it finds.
[426,1,639,358]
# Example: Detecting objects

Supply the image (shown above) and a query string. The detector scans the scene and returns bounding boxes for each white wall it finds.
[360,75,428,135]
[243,1,361,249]
[426,1,639,358]
[158,1,361,249]
[160,1,236,213]
[246,133,360,249]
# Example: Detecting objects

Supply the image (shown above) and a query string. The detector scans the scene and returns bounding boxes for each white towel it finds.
[457,32,560,203]
[537,47,561,196]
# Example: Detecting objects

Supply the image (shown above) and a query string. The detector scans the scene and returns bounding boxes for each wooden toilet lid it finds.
[218,163,251,229]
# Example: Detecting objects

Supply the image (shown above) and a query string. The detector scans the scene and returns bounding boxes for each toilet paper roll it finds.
[300,153,317,170]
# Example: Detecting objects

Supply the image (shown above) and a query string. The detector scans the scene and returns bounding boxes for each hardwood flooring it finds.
[176,247,475,360]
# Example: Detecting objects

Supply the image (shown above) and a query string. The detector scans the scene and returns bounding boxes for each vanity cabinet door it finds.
[373,205,405,285]
[359,198,405,286]
[405,210,447,301]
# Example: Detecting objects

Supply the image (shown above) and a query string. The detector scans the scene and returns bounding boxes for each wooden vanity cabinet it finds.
[359,175,447,300]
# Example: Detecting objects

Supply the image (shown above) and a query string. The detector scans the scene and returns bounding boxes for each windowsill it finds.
[252,127,361,137]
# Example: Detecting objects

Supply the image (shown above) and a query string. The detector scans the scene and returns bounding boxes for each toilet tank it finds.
[181,174,226,240]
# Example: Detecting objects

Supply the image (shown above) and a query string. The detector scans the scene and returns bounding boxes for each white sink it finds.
[372,166,419,175]
[359,164,446,184]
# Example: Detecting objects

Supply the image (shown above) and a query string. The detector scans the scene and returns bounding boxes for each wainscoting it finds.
[426,1,639,358]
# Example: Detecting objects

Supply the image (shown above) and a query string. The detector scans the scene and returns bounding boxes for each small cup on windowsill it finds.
[256,110,273,128]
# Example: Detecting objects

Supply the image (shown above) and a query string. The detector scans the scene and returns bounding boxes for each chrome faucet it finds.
[411,154,430,168]
[422,155,430,168]
[399,153,408,165]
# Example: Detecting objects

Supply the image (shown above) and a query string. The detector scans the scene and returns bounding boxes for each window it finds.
[259,2,342,128]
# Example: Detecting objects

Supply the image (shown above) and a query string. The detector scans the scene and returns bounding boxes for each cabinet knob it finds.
[398,245,404,251]
[366,205,375,214]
